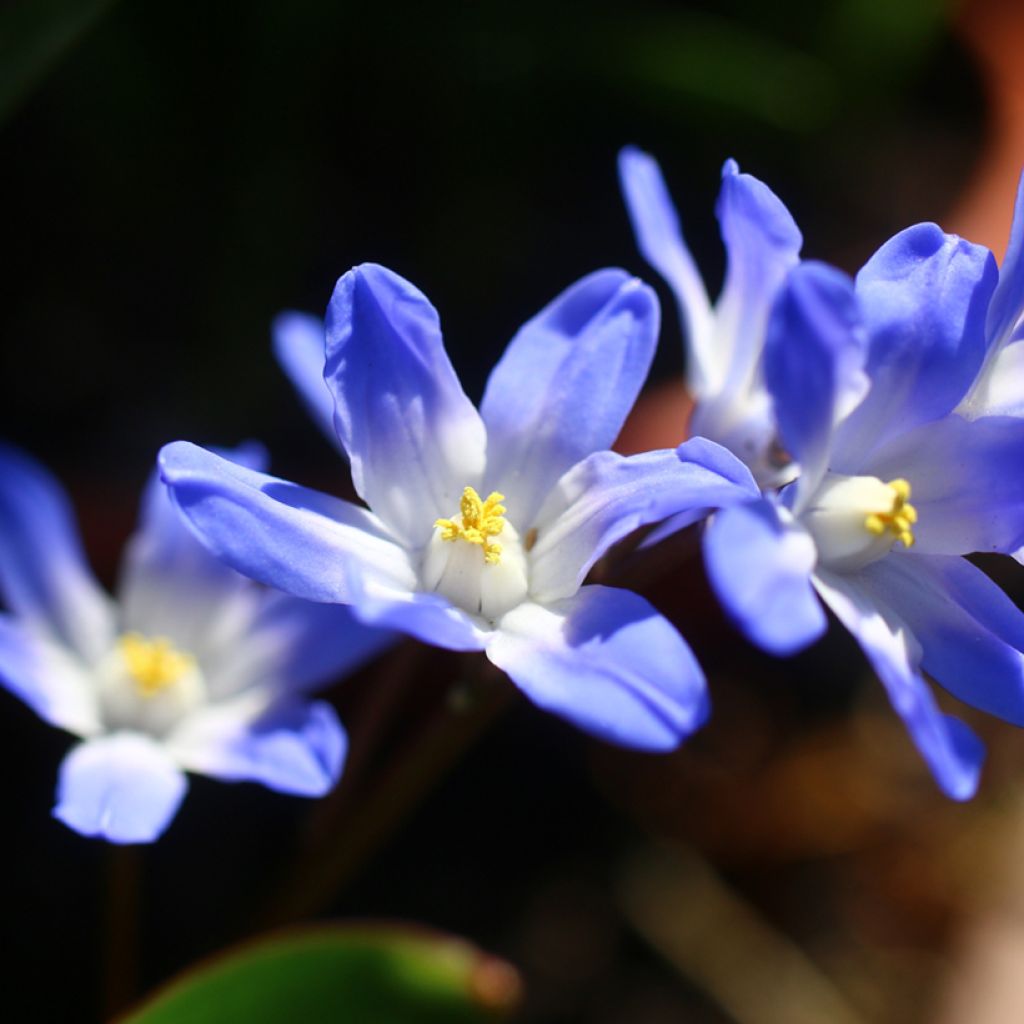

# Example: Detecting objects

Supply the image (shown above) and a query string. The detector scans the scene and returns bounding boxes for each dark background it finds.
[0,2,1007,1022]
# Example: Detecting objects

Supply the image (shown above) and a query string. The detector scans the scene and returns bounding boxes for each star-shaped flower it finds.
[702,230,1024,798]
[161,265,760,750]
[0,444,393,843]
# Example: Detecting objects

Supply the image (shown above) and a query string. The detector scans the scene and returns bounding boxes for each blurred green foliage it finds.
[119,925,515,1024]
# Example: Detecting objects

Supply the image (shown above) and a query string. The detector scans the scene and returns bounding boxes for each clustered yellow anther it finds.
[864,478,917,549]
[118,633,194,697]
[435,487,507,565]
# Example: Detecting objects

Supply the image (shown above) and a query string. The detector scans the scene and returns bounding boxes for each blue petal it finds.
[159,441,416,605]
[529,438,760,602]
[0,443,114,663]
[986,169,1024,348]
[714,158,802,399]
[763,261,868,508]
[814,568,985,800]
[867,413,1024,556]
[687,386,782,490]
[239,593,397,692]
[963,338,1024,418]
[836,224,998,461]
[865,554,1024,725]
[342,568,488,652]
[53,734,188,844]
[272,311,344,452]
[488,584,708,751]
[324,263,486,547]
[168,699,347,797]
[480,269,659,530]
[617,146,714,388]
[0,613,99,735]
[703,500,826,655]
[119,443,267,646]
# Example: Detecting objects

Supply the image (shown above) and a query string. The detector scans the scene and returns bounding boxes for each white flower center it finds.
[96,632,206,736]
[802,472,917,573]
[422,486,529,621]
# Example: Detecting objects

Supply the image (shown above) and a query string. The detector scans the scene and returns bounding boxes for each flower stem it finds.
[103,844,141,1019]
[262,657,513,926]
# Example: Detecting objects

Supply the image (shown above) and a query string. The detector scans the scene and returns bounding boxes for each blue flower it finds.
[702,227,1024,799]
[618,146,802,488]
[0,444,393,843]
[160,264,760,751]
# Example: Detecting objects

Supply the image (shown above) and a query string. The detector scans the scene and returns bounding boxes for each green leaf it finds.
[117,924,520,1024]
[598,10,838,135]
[0,0,120,123]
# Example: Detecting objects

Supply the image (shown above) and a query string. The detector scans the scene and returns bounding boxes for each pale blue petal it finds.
[271,311,344,452]
[617,146,714,391]
[324,263,486,546]
[118,443,267,647]
[703,500,826,655]
[687,386,782,490]
[343,569,488,652]
[488,585,708,751]
[714,158,802,400]
[814,568,984,800]
[530,438,759,602]
[53,734,188,843]
[763,261,868,509]
[835,224,998,463]
[865,554,1024,725]
[961,338,1024,419]
[158,441,416,604]
[637,505,726,553]
[0,443,114,663]
[867,413,1024,556]
[481,269,659,530]
[168,699,347,797]
[237,593,397,693]
[0,613,100,735]
[986,170,1024,347]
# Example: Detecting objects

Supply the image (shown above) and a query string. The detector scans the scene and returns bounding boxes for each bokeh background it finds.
[2,0,1024,1021]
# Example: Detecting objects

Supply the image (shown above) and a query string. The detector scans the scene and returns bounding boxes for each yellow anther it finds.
[863,478,917,549]
[435,487,507,564]
[118,633,194,697]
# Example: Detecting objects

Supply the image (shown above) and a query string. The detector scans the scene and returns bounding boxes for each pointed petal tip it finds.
[575,265,634,291]
[326,262,432,343]
[157,440,203,484]
[780,260,859,324]
[610,272,659,320]
[935,716,984,801]
[339,261,405,297]
[717,164,802,253]
[531,267,657,340]
[327,262,393,317]
[721,156,740,177]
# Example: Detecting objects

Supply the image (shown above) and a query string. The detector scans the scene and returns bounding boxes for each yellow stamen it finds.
[435,487,507,564]
[864,478,917,549]
[118,633,194,697]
